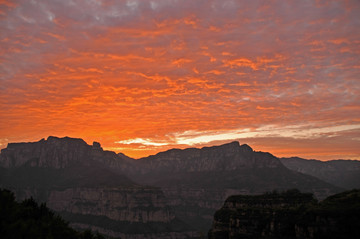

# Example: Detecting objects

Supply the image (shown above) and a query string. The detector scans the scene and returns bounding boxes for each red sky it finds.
[0,0,359,160]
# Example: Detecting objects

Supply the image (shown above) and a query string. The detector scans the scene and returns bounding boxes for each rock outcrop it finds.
[0,136,134,170]
[280,157,360,189]
[48,187,197,239]
[208,189,360,239]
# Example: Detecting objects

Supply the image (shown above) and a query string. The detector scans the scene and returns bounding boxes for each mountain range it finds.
[280,157,360,189]
[0,136,358,238]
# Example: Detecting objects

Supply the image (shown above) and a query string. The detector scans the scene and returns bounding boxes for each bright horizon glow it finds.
[111,124,360,159]
[115,138,169,146]
[0,0,359,161]
[115,124,360,144]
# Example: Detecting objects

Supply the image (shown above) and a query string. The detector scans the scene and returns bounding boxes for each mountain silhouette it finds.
[0,136,349,237]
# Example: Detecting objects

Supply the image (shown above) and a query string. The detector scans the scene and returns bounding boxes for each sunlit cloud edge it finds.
[115,124,360,147]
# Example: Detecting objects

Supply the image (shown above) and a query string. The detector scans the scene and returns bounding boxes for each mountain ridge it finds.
[0,136,347,193]
[131,141,282,175]
[0,136,353,238]
[280,157,360,189]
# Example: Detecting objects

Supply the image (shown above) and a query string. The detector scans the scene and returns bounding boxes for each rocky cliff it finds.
[123,142,340,234]
[280,157,360,189]
[7,186,193,239]
[0,137,344,238]
[0,136,196,239]
[0,136,134,169]
[208,189,360,239]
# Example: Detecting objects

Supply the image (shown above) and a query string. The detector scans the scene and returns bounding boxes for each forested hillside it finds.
[0,188,105,239]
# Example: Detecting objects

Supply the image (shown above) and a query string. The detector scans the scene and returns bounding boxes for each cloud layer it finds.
[1,0,359,160]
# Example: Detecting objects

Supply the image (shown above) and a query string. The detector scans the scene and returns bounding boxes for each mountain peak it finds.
[92,141,102,149]
[136,140,280,173]
[201,141,254,154]
[201,141,240,152]
[240,143,253,152]
[205,141,253,153]
[0,136,96,168]
[223,141,240,147]
[47,136,87,145]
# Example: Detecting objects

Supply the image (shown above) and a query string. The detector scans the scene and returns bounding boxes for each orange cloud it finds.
[0,0,359,160]
[223,58,258,70]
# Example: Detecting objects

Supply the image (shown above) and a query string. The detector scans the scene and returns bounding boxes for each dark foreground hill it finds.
[0,188,104,239]
[208,189,360,239]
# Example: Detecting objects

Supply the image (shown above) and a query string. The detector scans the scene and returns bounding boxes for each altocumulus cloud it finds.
[0,0,359,160]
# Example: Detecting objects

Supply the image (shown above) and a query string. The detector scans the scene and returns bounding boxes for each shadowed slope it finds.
[280,157,360,189]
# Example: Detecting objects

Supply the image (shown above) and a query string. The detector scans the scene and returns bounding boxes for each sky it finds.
[0,0,359,160]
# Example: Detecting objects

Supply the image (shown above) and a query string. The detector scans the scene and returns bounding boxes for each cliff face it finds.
[0,136,132,169]
[124,142,340,234]
[48,187,197,239]
[1,136,90,168]
[10,186,188,239]
[47,187,173,223]
[280,157,360,189]
[0,137,195,239]
[208,189,360,239]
